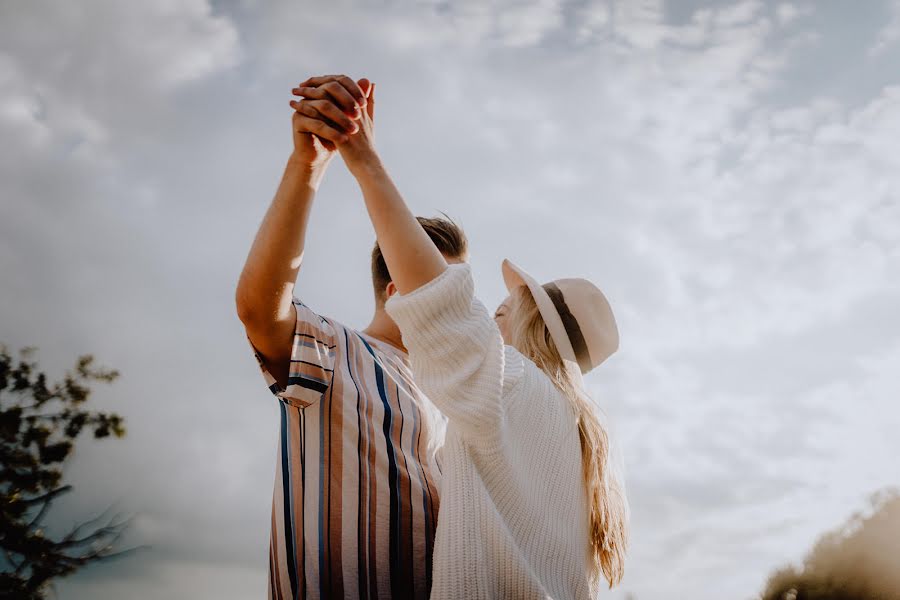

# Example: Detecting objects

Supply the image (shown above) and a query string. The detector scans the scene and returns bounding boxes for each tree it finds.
[759,488,900,600]
[0,344,133,599]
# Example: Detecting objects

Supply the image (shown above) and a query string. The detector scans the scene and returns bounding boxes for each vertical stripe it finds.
[364,339,402,598]
[366,357,380,597]
[401,374,440,560]
[303,400,320,595]
[327,356,344,598]
[298,410,306,600]
[350,336,371,600]
[393,382,415,597]
[270,512,281,598]
[317,375,327,598]
[272,465,291,599]
[288,407,307,600]
[403,373,438,598]
[259,321,441,600]
[416,419,435,596]
[279,402,299,599]
[402,378,433,597]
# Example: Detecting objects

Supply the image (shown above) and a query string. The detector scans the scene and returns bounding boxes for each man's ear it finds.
[385,281,397,298]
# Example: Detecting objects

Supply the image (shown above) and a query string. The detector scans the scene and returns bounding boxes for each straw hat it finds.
[501,259,619,382]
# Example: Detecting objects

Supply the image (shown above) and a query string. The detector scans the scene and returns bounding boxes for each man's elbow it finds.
[235,284,263,325]
[235,287,297,331]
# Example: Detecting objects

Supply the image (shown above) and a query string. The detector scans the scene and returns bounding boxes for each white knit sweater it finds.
[385,263,596,600]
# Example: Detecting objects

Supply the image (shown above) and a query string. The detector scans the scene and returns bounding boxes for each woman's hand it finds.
[289,74,368,171]
[292,75,379,177]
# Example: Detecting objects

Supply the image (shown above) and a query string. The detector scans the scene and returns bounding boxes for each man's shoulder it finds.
[296,313,392,365]
[291,298,352,336]
[292,300,409,373]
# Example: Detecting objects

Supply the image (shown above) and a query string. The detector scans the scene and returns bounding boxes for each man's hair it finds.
[371,215,468,305]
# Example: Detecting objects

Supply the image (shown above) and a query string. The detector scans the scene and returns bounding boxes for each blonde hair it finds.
[507,286,629,588]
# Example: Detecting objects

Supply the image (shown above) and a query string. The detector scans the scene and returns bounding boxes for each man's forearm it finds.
[236,152,327,325]
[352,157,447,296]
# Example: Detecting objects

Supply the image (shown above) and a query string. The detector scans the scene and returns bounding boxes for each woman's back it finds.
[386,264,597,599]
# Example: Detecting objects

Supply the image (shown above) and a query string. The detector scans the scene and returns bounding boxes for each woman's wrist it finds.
[347,151,387,183]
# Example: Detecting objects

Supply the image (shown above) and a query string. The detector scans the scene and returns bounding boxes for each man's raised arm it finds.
[235,75,367,389]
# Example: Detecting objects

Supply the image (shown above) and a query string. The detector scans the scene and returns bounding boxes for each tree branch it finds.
[22,485,72,507]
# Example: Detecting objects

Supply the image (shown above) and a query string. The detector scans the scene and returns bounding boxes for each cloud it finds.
[870,0,900,55]
[0,1,897,599]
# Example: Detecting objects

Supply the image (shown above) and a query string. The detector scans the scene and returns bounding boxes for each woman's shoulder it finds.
[501,346,561,404]
[502,346,576,422]
[502,344,527,396]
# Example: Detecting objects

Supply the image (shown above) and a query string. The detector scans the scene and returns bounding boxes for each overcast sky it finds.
[2,0,899,598]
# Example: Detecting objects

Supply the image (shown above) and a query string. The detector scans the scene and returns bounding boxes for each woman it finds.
[292,76,628,598]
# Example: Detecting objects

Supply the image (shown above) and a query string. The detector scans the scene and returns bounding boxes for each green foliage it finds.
[760,489,900,600]
[0,344,130,599]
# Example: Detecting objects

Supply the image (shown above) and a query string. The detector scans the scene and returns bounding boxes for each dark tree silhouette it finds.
[760,488,900,600]
[0,344,133,599]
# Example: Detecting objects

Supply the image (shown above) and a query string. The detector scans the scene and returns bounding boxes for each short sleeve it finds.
[247,298,338,409]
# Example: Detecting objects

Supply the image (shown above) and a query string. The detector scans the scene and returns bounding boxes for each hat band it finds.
[543,283,592,373]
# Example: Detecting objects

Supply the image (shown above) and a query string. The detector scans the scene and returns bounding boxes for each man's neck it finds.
[362,312,407,354]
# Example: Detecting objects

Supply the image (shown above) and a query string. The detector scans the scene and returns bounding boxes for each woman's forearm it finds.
[352,157,448,295]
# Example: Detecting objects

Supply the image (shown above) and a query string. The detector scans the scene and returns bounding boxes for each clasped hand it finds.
[289,74,377,175]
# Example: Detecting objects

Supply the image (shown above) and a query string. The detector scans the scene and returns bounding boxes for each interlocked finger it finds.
[291,98,358,134]
[296,74,366,107]
[293,81,361,116]
[291,110,347,144]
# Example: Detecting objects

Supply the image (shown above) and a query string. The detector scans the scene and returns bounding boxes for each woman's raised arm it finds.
[327,81,450,294]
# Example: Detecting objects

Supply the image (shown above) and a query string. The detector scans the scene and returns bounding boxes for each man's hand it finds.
[292,75,379,177]
[289,74,368,170]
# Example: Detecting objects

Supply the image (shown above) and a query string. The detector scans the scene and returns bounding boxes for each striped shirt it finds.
[247,298,445,599]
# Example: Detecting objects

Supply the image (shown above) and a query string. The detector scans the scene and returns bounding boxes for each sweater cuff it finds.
[384,263,475,338]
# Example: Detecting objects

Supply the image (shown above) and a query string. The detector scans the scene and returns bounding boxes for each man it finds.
[235,74,467,599]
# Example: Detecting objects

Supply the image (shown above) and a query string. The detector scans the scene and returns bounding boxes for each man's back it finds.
[248,298,445,600]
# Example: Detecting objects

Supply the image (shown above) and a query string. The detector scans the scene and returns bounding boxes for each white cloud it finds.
[1,1,897,599]
[496,0,565,47]
[870,0,900,55]
[0,0,241,168]
[774,1,812,27]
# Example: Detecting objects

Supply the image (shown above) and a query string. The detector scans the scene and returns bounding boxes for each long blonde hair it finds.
[508,286,629,588]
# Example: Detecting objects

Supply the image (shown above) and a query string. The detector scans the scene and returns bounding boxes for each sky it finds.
[1,0,899,598]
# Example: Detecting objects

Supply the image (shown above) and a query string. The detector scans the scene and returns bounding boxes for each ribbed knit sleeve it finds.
[385,263,520,443]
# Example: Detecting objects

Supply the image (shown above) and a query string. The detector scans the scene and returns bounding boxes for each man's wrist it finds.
[287,152,330,189]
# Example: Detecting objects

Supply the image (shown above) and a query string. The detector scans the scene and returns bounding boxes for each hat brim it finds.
[501,259,586,385]
[501,258,530,292]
